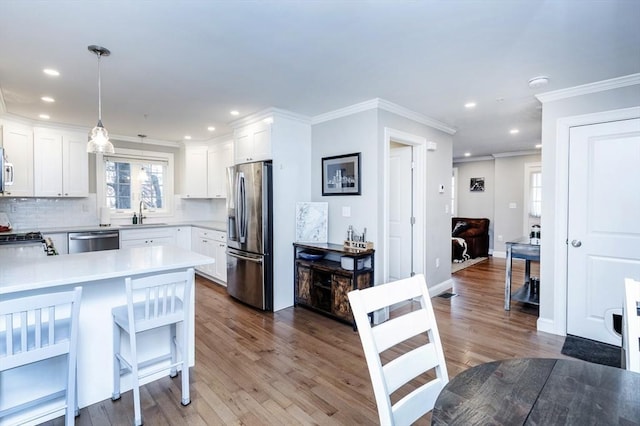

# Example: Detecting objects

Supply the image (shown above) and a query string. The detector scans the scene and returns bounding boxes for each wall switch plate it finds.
[509,202,517,209]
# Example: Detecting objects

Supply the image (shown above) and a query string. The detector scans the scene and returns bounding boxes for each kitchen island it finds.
[0,245,213,424]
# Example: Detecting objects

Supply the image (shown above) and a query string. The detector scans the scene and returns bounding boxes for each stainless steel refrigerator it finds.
[226,161,273,311]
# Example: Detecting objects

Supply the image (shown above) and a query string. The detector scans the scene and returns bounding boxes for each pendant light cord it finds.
[97,52,102,123]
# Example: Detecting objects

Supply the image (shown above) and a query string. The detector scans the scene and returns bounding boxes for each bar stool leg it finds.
[170,323,178,378]
[181,321,190,406]
[112,322,121,400]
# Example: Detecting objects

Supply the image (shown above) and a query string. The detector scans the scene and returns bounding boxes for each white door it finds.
[567,118,640,345]
[388,144,413,281]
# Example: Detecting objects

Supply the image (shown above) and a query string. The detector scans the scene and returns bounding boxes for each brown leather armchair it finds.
[452,217,490,259]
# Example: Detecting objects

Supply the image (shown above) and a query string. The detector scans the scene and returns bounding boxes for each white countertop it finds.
[0,220,227,236]
[0,245,214,295]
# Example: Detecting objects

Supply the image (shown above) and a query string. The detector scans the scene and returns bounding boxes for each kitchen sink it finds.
[119,223,169,227]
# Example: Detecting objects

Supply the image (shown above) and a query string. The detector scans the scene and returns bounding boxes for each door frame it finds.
[549,106,640,336]
[382,127,426,284]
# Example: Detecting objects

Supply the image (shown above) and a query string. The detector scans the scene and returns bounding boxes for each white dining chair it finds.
[623,277,640,373]
[0,286,82,426]
[348,274,449,426]
[111,268,194,426]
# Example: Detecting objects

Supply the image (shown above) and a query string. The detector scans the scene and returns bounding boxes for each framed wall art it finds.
[470,177,485,192]
[322,152,361,196]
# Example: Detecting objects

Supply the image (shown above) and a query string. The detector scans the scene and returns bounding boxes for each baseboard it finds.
[537,317,564,336]
[428,278,454,298]
[493,250,506,258]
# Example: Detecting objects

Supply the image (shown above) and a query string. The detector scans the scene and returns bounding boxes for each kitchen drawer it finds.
[192,227,226,242]
[120,227,175,241]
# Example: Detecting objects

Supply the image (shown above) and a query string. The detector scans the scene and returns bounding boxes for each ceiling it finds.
[1,1,639,159]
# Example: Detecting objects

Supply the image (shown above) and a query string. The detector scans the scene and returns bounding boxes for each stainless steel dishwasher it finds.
[68,230,120,253]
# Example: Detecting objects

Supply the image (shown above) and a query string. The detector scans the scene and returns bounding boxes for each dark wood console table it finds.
[431,358,640,425]
[505,237,540,310]
[293,242,374,325]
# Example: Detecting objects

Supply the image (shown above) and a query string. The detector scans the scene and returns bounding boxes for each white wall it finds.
[311,108,454,291]
[539,82,640,335]
[493,154,541,254]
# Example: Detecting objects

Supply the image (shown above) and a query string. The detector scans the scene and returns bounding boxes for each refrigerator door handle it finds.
[227,251,263,264]
[237,172,247,243]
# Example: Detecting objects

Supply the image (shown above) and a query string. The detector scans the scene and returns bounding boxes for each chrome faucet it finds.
[139,200,145,224]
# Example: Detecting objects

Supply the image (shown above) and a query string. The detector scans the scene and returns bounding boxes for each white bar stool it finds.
[0,286,82,426]
[111,268,194,426]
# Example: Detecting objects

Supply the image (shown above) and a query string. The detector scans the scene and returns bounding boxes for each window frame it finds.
[523,162,541,235]
[96,147,174,220]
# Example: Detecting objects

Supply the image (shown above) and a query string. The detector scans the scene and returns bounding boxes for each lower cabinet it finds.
[293,242,374,324]
[119,227,176,248]
[191,227,227,284]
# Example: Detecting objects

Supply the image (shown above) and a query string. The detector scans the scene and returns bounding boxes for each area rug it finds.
[561,335,621,368]
[452,256,488,273]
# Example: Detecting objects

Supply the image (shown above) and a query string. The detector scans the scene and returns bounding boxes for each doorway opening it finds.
[382,128,427,284]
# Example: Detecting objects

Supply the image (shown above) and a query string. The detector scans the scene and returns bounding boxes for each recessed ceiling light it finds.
[464,152,471,157]
[39,114,50,120]
[184,135,192,140]
[464,102,476,109]
[230,110,239,116]
[509,129,520,134]
[41,96,55,103]
[528,76,550,89]
[43,68,60,76]
[535,144,542,149]
[207,126,215,132]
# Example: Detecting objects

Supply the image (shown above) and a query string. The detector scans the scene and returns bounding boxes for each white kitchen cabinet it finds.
[1,122,34,197]
[233,121,271,164]
[44,232,68,255]
[191,227,226,284]
[183,146,208,198]
[175,226,192,250]
[33,128,88,197]
[119,227,177,248]
[207,141,233,198]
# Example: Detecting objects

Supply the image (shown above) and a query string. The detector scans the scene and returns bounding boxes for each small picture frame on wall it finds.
[470,177,485,192]
[322,153,361,196]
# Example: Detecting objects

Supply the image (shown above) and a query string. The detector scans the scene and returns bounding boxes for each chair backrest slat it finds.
[124,269,193,333]
[348,274,449,426]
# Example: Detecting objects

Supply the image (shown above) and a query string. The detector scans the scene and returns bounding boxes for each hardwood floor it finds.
[45,257,567,425]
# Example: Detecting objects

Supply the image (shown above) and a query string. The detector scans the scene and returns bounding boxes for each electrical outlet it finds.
[435,257,440,268]
[342,206,351,217]
[498,235,503,241]
[11,204,17,213]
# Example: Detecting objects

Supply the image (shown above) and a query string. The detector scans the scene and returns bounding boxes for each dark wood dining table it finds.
[431,358,640,425]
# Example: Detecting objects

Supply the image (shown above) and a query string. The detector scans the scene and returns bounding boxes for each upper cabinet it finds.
[183,140,233,199]
[233,121,272,164]
[183,146,208,198]
[33,128,88,197]
[1,122,34,197]
[207,140,233,198]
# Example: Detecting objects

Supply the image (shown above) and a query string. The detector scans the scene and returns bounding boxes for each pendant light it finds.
[87,45,115,154]
[137,134,148,182]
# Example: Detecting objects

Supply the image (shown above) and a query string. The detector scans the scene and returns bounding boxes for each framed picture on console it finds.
[322,153,361,196]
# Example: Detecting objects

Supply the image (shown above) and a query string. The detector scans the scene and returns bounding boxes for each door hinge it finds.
[410,217,416,225]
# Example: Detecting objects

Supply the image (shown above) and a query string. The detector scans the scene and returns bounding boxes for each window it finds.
[529,170,542,218]
[97,148,174,217]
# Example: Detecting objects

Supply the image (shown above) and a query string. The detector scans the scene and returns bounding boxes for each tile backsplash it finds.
[0,194,225,231]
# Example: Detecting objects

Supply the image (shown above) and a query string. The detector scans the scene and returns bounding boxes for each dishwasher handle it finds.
[69,232,120,240]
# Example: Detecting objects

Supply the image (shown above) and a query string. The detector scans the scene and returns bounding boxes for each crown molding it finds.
[0,113,180,147]
[536,73,640,103]
[492,150,540,158]
[229,107,311,129]
[453,149,540,163]
[312,98,457,135]
[453,155,494,163]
